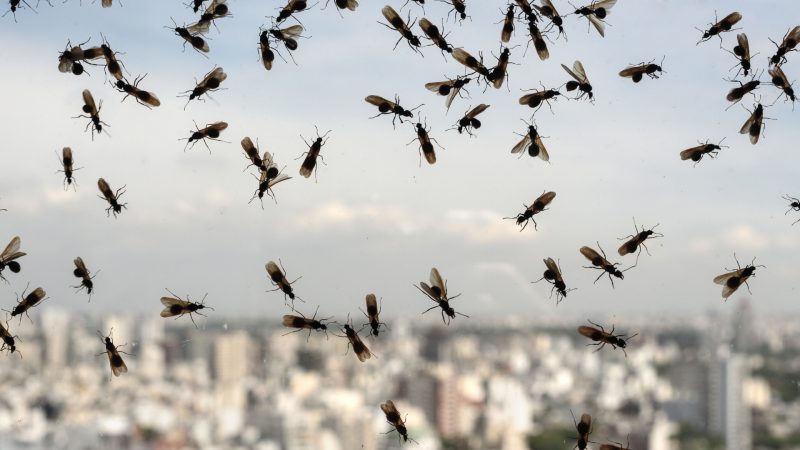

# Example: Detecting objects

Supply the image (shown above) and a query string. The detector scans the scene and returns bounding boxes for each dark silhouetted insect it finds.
[768,65,796,106]
[326,0,358,13]
[186,0,230,35]
[408,120,442,165]
[57,147,80,189]
[381,401,417,443]
[562,60,593,100]
[525,16,549,60]
[380,5,423,54]
[570,411,593,450]
[504,191,555,231]
[533,257,573,304]
[0,236,25,282]
[617,218,663,263]
[167,18,210,53]
[10,286,46,323]
[728,33,752,77]
[783,194,800,225]
[266,260,303,306]
[242,136,266,171]
[250,151,291,207]
[499,4,515,43]
[338,317,372,362]
[269,25,305,61]
[714,254,764,300]
[725,76,760,108]
[298,127,330,180]
[182,67,226,108]
[769,26,800,66]
[424,75,471,111]
[619,58,665,83]
[259,28,276,70]
[57,39,103,76]
[4,0,36,22]
[276,0,308,23]
[487,46,513,89]
[578,320,638,357]
[97,178,127,218]
[573,0,616,37]
[160,290,214,328]
[680,138,727,165]
[72,257,98,297]
[452,103,490,135]
[365,95,421,128]
[419,17,453,55]
[519,85,561,113]
[100,36,125,81]
[75,90,109,140]
[442,0,467,22]
[189,0,207,13]
[416,267,468,325]
[580,243,632,287]
[183,121,228,152]
[360,293,388,337]
[452,47,491,79]
[740,103,768,145]
[697,11,742,45]
[511,119,549,161]
[514,0,533,18]
[0,319,20,356]
[98,330,128,377]
[114,75,161,108]
[535,0,565,38]
[282,306,332,340]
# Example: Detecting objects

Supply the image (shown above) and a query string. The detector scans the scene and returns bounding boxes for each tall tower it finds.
[708,350,751,450]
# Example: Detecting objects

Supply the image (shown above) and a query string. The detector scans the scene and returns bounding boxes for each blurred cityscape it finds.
[0,300,798,450]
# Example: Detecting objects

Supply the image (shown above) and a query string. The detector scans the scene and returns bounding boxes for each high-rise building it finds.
[708,350,751,450]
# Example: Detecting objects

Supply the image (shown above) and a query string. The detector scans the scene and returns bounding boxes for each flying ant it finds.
[451,104,490,135]
[570,411,593,450]
[697,11,742,45]
[0,236,25,282]
[241,136,266,171]
[186,0,230,35]
[360,293,388,337]
[419,18,453,56]
[407,120,442,165]
[336,315,373,362]
[250,152,291,207]
[487,46,514,89]
[3,0,35,22]
[0,318,20,356]
[259,28,276,70]
[725,74,761,108]
[298,127,330,180]
[415,267,468,325]
[98,329,129,377]
[740,103,770,145]
[562,60,593,101]
[768,65,796,106]
[114,75,161,108]
[97,178,127,218]
[380,5,423,54]
[505,190,555,231]
[713,253,764,300]
[188,0,207,13]
[768,26,800,66]
[782,194,800,225]
[57,147,81,189]
[533,257,573,304]
[365,95,421,128]
[441,0,467,23]
[680,138,727,165]
[181,67,226,108]
[580,243,633,287]
[524,16,549,61]
[269,24,305,58]
[325,0,358,14]
[100,35,126,81]
[9,285,47,323]
[166,18,210,54]
[572,0,616,37]
[160,289,214,328]
[183,121,228,152]
[424,75,471,111]
[619,57,665,83]
[381,401,418,444]
[519,84,561,113]
[727,33,752,77]
[578,319,638,357]
[58,39,102,76]
[74,90,109,140]
[266,260,303,306]
[452,47,491,79]
[617,218,662,263]
[535,0,565,38]
[276,0,309,23]
[511,119,549,161]
[514,0,534,18]
[499,4,515,43]
[282,306,332,341]
[72,257,98,297]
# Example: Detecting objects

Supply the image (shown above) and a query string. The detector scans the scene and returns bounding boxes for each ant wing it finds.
[109,351,128,376]
[365,95,400,110]
[200,67,227,87]
[580,246,604,263]
[543,257,562,280]
[619,65,646,78]
[720,11,743,28]
[418,282,439,301]
[577,325,600,339]
[533,135,549,162]
[74,257,89,274]
[429,268,446,292]
[587,15,605,37]
[365,294,379,320]
[208,121,228,132]
[268,174,291,188]
[713,270,741,285]
[82,90,98,115]
[160,297,190,317]
[736,33,750,60]
[266,261,284,280]
[511,133,531,154]
[466,103,490,119]
[424,81,454,93]
[680,145,705,160]
[1,236,22,260]
[535,191,556,206]
[381,6,406,29]
[279,25,304,39]
[591,0,617,13]
[561,63,584,83]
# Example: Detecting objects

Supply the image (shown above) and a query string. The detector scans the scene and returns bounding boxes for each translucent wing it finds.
[534,135,549,162]
[365,95,399,109]
[736,33,750,60]
[713,270,740,285]
[511,134,531,154]
[591,0,617,12]
[719,12,742,28]
[543,257,562,280]
[680,145,704,160]
[424,80,453,93]
[262,151,275,170]
[561,62,586,83]
[535,191,556,206]
[82,90,97,114]
[429,267,445,292]
[160,297,190,317]
[108,350,128,376]
[207,121,228,132]
[619,65,646,78]
[1,237,21,260]
[617,237,637,256]
[587,15,605,37]
[784,26,800,47]
[349,332,372,362]
[580,246,603,263]
[365,294,378,319]
[266,261,284,280]
[418,282,439,301]
[279,25,304,39]
[74,257,88,274]
[578,325,600,339]
[97,178,115,202]
[542,0,560,17]
[572,61,588,82]
[268,174,291,188]
[466,103,490,118]
[201,67,227,86]
[382,5,405,29]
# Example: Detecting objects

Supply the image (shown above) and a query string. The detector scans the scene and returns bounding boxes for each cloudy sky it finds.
[0,0,798,324]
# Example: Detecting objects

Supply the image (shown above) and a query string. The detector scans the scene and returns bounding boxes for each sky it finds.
[0,0,798,324]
